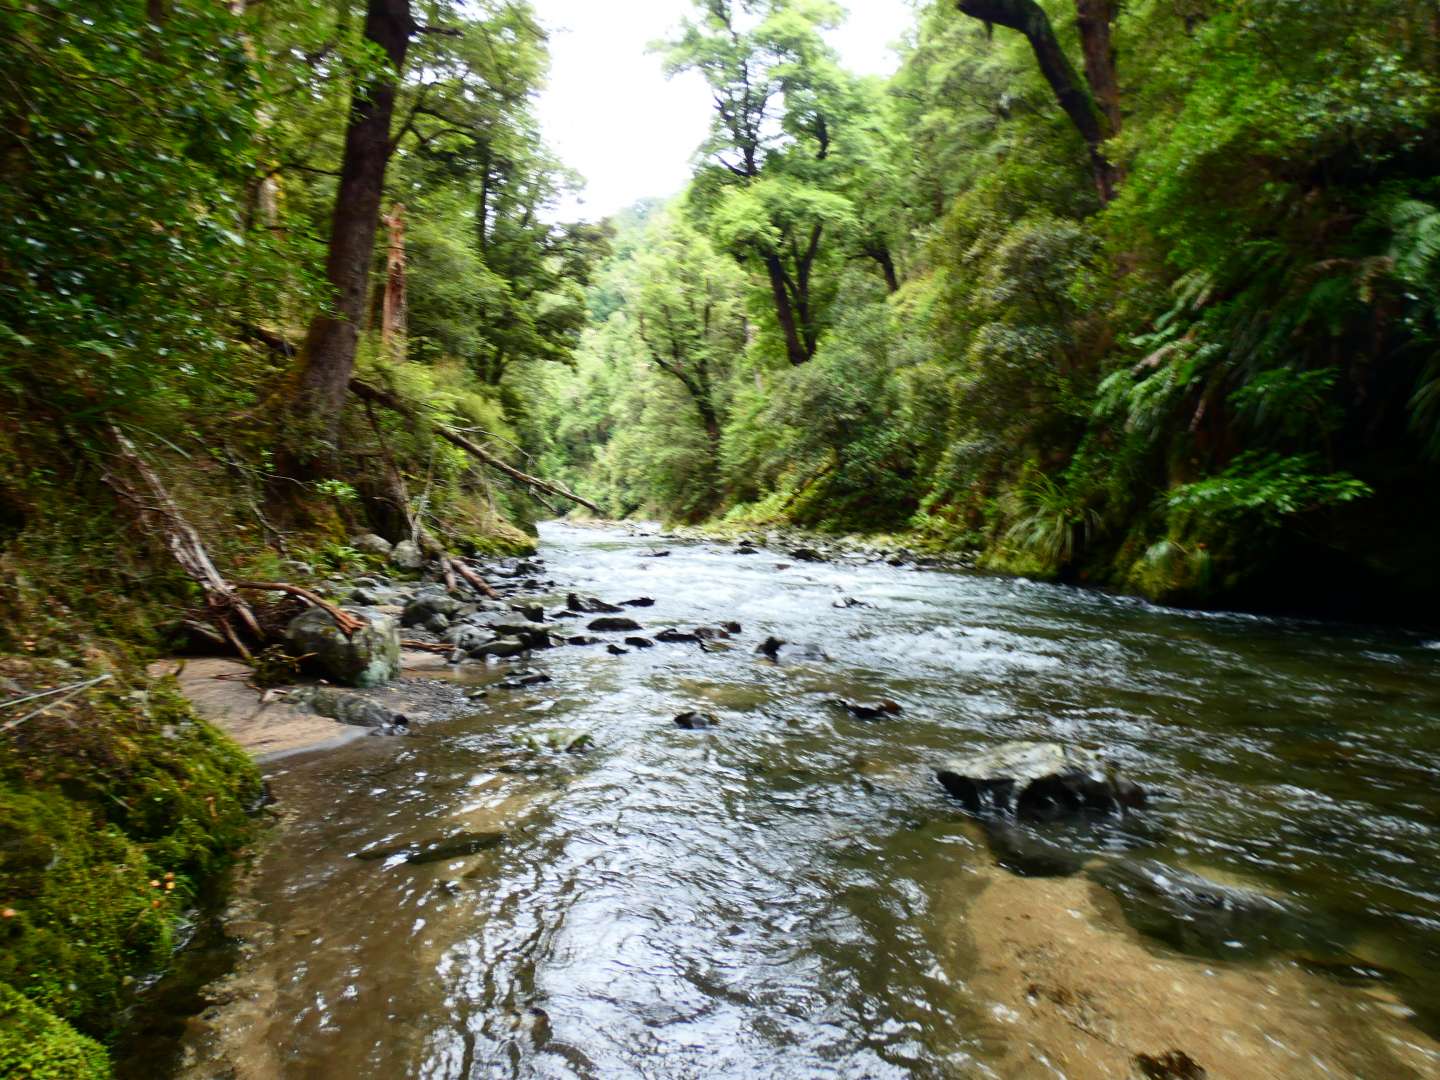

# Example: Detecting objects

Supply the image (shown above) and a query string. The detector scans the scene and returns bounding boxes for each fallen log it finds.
[231,581,366,636]
[349,379,602,514]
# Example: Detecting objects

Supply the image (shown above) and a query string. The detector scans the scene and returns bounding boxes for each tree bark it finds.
[381,202,407,350]
[292,0,413,449]
[871,247,900,294]
[763,252,809,366]
[1074,0,1121,137]
[956,0,1118,202]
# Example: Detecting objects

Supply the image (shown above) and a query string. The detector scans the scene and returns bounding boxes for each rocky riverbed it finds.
[136,521,1440,1079]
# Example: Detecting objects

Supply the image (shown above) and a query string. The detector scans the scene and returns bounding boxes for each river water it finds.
[161,522,1440,1078]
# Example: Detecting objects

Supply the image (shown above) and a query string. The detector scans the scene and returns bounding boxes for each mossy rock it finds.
[0,982,110,1079]
[0,679,260,1041]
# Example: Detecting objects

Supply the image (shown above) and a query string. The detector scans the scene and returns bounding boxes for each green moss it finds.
[0,983,110,1080]
[0,678,260,1047]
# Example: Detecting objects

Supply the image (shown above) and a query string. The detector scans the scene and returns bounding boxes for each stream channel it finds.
[139,522,1440,1078]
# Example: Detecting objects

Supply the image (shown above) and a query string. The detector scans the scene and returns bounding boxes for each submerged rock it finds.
[285,607,400,688]
[935,741,1146,821]
[621,597,656,607]
[756,635,785,661]
[656,627,701,644]
[513,728,592,753]
[830,698,901,720]
[625,636,655,649]
[354,830,506,864]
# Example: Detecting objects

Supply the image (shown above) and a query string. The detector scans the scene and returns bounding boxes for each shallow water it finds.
[155,522,1440,1077]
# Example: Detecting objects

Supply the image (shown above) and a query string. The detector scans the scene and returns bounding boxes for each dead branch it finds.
[231,581,366,636]
[349,379,602,514]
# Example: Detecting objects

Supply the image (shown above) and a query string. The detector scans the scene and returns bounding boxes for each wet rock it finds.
[625,637,655,649]
[285,608,400,688]
[472,637,529,659]
[514,603,547,623]
[349,586,386,606]
[287,686,402,729]
[644,549,672,558]
[656,628,701,644]
[756,635,785,660]
[735,544,759,555]
[391,540,426,571]
[830,698,901,720]
[567,635,603,646]
[935,741,1146,822]
[790,547,825,562]
[721,621,743,634]
[422,612,450,635]
[673,711,719,730]
[497,672,552,690]
[607,644,629,656]
[788,643,830,663]
[354,830,506,864]
[567,593,623,614]
[833,596,867,609]
[691,625,729,641]
[621,597,655,607]
[351,533,393,557]
[588,616,642,632]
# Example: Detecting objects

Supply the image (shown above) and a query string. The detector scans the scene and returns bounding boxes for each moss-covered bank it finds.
[0,661,262,1078]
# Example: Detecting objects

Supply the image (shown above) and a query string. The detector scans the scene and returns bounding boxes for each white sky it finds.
[533,0,915,222]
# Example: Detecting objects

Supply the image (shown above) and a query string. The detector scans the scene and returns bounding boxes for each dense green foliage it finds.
[536,0,1440,616]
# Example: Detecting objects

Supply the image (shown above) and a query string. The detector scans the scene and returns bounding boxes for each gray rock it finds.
[402,592,460,627]
[287,687,398,729]
[514,603,547,623]
[588,616,642,632]
[285,608,400,688]
[442,625,490,653]
[422,612,451,634]
[625,636,655,649]
[349,587,386,606]
[280,558,315,577]
[391,540,425,571]
[935,741,1146,821]
[472,637,529,659]
[567,593,622,614]
[351,533,393,557]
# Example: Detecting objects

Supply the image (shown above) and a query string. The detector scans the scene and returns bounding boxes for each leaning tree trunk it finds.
[763,252,811,367]
[957,0,1118,203]
[292,0,412,451]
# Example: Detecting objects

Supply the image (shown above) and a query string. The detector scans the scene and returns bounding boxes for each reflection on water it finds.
[164,523,1440,1077]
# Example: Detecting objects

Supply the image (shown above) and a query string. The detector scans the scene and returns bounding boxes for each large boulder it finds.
[390,540,425,571]
[936,741,1146,822]
[285,607,400,688]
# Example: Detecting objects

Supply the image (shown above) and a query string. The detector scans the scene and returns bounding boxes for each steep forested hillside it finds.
[534,0,1440,620]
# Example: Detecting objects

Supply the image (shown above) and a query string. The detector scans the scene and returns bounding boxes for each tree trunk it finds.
[381,202,407,350]
[763,252,810,367]
[1074,0,1121,137]
[291,0,412,450]
[956,0,1118,202]
[870,247,899,294]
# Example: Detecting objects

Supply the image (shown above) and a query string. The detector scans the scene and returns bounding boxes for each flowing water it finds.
[155,522,1440,1078]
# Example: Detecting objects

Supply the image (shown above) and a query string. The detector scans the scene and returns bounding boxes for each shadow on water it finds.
[125,522,1440,1077]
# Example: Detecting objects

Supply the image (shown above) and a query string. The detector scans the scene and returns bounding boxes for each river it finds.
[147,522,1440,1078]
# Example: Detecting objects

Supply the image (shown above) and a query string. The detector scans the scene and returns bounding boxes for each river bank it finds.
[136,521,1440,1077]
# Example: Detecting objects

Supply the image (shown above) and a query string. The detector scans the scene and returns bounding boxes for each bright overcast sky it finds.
[533,0,916,222]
